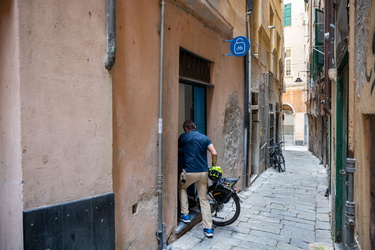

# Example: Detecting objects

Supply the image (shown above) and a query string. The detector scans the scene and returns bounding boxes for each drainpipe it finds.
[243,10,252,190]
[243,0,253,190]
[156,1,167,249]
[345,158,356,249]
[323,0,334,115]
[105,0,116,70]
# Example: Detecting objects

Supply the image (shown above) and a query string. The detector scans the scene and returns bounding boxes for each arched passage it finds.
[282,103,295,145]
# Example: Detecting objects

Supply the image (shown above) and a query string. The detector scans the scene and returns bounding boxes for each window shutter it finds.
[284,4,291,26]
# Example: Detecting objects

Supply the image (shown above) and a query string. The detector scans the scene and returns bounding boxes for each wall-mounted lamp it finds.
[268,25,275,29]
[294,71,310,82]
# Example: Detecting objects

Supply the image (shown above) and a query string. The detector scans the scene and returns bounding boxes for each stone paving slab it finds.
[169,147,334,249]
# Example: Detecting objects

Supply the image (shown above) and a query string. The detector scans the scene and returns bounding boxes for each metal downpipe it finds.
[105,0,116,70]
[345,158,356,249]
[323,0,334,115]
[243,8,252,190]
[156,1,168,249]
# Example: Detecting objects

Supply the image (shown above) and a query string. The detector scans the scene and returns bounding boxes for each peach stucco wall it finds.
[2,0,256,248]
[18,0,113,209]
[112,1,162,248]
[0,1,23,249]
[112,0,245,248]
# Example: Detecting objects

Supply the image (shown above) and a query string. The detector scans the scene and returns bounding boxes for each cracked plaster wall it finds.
[221,91,244,179]
[354,0,371,96]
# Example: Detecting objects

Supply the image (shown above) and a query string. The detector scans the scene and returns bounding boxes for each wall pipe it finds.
[243,0,253,190]
[156,1,168,249]
[323,0,334,115]
[105,0,116,70]
[345,158,356,249]
[243,11,251,190]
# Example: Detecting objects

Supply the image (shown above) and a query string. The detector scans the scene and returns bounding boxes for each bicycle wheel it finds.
[275,153,286,172]
[208,187,241,226]
[269,152,276,169]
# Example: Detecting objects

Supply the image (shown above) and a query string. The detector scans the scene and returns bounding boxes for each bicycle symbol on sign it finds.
[227,36,250,57]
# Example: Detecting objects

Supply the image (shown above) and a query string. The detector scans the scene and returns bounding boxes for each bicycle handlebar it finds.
[267,141,286,150]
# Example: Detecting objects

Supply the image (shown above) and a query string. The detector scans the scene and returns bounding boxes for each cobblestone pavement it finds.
[169,146,334,250]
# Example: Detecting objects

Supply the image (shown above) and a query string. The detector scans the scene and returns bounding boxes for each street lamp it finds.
[294,71,310,82]
[295,77,303,82]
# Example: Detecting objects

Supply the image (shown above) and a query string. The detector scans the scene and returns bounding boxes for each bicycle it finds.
[268,142,286,172]
[185,167,241,226]
[208,170,241,226]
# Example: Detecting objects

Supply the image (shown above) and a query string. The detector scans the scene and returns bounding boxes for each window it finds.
[284,3,291,26]
[285,48,291,76]
[179,48,212,83]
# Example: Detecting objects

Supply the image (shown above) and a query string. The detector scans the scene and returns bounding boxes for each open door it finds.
[193,86,206,134]
[178,84,206,134]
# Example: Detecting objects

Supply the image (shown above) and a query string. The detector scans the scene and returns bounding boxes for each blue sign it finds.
[229,36,250,57]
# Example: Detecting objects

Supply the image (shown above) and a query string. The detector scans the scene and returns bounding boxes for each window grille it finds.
[179,48,212,83]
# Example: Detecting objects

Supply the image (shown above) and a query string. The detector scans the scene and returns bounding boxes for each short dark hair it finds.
[183,120,196,130]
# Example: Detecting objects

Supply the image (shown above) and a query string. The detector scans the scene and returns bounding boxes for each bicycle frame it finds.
[268,142,285,172]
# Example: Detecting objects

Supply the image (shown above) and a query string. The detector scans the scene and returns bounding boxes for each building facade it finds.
[282,0,309,146]
[307,0,375,249]
[0,0,284,249]
[249,0,284,179]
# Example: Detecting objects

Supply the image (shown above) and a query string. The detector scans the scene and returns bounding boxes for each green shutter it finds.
[314,9,324,66]
[315,9,324,46]
[284,4,291,26]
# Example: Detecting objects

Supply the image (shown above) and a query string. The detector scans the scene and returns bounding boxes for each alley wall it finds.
[0,1,23,249]
[349,0,375,248]
[112,0,246,248]
[1,0,113,248]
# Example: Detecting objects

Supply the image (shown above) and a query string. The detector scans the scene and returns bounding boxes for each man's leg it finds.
[179,172,199,215]
[196,172,212,230]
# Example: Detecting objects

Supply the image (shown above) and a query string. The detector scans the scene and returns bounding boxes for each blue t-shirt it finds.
[178,130,212,172]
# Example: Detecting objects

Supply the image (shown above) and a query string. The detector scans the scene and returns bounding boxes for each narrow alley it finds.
[170,146,333,250]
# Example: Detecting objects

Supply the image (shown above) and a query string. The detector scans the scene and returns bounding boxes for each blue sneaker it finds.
[179,213,191,223]
[203,228,213,238]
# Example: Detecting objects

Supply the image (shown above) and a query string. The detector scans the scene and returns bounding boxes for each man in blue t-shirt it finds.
[178,120,217,238]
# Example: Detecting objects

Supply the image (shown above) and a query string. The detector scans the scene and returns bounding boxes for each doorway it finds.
[176,48,213,236]
[282,104,294,145]
[335,59,348,243]
[176,86,208,234]
[368,115,375,249]
[178,84,206,134]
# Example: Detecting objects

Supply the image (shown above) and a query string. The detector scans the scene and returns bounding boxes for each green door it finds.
[335,60,348,243]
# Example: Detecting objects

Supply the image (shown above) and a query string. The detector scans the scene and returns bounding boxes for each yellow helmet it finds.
[208,166,222,181]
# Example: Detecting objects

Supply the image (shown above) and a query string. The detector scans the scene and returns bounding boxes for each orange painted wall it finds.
[0,1,23,249]
[112,0,245,248]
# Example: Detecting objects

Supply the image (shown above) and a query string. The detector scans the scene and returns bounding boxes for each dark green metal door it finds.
[335,61,348,243]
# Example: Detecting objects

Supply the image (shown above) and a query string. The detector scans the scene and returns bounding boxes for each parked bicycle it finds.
[186,166,241,226]
[268,142,286,172]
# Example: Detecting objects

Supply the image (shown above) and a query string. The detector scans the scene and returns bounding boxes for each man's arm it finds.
[207,144,218,166]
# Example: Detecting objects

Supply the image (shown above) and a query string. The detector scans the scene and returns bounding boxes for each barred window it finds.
[179,48,212,83]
